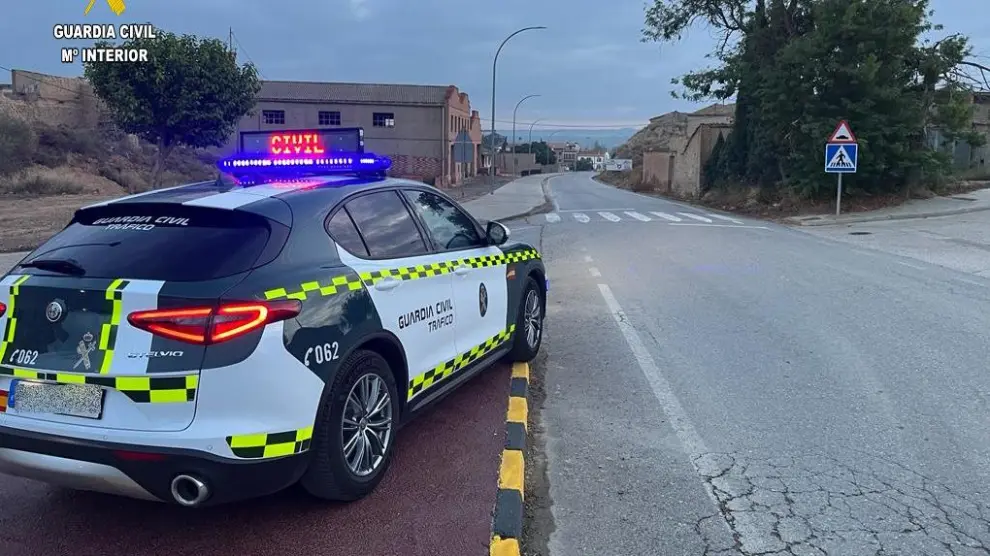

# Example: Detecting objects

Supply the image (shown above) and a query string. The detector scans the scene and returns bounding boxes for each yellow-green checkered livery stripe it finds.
[408,325,516,400]
[99,278,129,374]
[226,426,314,459]
[261,249,541,302]
[0,275,30,363]
[0,366,198,404]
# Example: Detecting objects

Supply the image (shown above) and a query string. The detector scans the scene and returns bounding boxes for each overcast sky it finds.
[1,0,987,131]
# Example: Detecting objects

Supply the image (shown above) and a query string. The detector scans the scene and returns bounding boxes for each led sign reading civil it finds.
[239,128,364,156]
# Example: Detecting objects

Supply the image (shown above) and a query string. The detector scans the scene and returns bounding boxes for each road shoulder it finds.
[490,361,530,556]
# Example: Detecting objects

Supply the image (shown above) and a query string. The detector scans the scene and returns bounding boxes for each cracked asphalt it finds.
[507,173,990,556]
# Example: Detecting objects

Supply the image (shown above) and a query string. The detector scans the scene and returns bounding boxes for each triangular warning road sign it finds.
[826,145,855,169]
[828,120,856,143]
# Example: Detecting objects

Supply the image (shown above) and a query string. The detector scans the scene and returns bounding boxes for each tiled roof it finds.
[258,80,450,105]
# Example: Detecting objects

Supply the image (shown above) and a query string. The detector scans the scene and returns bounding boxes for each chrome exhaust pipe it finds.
[170,474,209,507]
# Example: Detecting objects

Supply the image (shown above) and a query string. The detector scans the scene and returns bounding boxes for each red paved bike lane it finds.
[0,365,510,556]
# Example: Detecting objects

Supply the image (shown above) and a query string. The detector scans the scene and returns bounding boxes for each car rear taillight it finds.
[0,301,6,318]
[127,300,301,345]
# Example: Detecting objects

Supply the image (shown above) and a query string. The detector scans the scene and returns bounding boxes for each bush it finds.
[0,174,85,195]
[0,115,38,175]
[98,161,149,193]
[36,124,101,158]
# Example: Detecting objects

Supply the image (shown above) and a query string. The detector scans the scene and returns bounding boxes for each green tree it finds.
[643,0,983,197]
[512,141,557,164]
[575,158,595,171]
[84,32,260,188]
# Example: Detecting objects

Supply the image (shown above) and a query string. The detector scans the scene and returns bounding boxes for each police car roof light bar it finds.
[217,152,392,177]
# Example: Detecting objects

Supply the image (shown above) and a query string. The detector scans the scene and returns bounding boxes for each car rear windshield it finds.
[22,204,277,282]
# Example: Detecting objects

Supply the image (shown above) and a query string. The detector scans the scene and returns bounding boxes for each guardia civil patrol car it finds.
[0,128,547,507]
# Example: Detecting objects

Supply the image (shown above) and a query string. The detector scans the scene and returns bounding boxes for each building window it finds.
[262,110,285,125]
[373,112,395,128]
[319,111,341,126]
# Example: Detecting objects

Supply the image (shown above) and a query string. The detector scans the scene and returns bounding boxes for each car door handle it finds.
[453,264,470,276]
[374,277,401,291]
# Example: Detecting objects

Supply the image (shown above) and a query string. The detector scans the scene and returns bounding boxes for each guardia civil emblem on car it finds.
[45,299,65,323]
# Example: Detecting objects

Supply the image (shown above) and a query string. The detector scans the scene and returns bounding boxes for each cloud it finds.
[349,0,371,20]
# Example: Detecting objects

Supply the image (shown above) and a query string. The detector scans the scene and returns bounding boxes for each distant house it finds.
[577,150,610,171]
[549,142,580,169]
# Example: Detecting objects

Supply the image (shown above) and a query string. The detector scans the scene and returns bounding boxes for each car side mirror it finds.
[486,221,510,246]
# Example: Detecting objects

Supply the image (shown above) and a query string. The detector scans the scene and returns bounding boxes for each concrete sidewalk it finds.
[787,186,990,226]
[462,173,557,224]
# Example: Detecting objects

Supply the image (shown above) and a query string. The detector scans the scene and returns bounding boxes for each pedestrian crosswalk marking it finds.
[678,212,712,223]
[707,214,743,224]
[650,211,681,222]
[537,210,752,226]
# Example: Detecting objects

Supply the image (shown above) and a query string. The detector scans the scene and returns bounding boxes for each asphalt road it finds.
[0,344,509,556]
[510,173,990,556]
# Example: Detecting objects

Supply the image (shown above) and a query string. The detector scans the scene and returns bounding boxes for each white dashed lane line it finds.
[677,212,713,223]
[599,212,622,222]
[650,212,682,222]
[573,212,591,223]
[625,211,652,222]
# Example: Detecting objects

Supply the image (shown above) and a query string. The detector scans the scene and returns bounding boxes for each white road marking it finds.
[508,225,541,232]
[650,211,682,222]
[583,255,593,262]
[546,212,561,223]
[573,212,591,223]
[597,284,726,506]
[625,211,652,222]
[678,212,713,223]
[896,261,925,270]
[707,214,744,224]
[669,223,771,230]
[589,267,602,277]
[558,208,633,213]
[599,212,622,222]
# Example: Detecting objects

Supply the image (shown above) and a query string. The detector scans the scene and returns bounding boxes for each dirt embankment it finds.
[0,115,217,253]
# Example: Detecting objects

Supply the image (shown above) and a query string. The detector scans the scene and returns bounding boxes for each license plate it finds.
[9,380,105,419]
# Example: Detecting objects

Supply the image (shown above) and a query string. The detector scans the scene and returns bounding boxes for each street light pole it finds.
[546,130,561,166]
[489,25,547,193]
[512,94,540,177]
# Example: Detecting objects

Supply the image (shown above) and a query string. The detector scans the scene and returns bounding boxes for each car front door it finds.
[401,189,510,362]
[329,190,458,404]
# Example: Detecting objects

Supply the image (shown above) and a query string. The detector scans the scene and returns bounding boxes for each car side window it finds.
[402,190,485,251]
[326,208,370,257]
[344,191,430,259]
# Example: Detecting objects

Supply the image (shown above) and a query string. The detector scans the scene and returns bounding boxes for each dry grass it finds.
[0,114,218,253]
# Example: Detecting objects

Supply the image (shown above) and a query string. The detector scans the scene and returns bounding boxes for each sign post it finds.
[824,120,858,215]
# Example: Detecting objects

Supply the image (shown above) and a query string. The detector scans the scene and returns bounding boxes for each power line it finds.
[230,30,265,79]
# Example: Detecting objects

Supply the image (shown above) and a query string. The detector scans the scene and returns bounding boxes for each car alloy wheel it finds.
[341,373,394,477]
[524,289,542,349]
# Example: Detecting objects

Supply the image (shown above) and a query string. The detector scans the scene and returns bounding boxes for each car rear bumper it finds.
[0,426,309,506]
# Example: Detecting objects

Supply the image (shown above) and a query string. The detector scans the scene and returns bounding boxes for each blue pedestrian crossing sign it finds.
[825,143,858,173]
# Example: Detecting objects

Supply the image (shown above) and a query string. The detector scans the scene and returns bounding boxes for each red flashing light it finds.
[0,301,6,318]
[127,301,301,345]
[269,132,326,156]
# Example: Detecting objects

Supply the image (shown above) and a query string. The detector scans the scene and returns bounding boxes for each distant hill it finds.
[494,128,641,150]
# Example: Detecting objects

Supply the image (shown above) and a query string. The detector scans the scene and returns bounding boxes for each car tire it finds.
[301,349,399,502]
[506,276,544,362]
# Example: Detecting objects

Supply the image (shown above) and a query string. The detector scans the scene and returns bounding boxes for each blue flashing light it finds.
[217,152,392,176]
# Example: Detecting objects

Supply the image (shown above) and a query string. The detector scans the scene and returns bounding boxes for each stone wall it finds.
[0,69,107,129]
[642,151,673,191]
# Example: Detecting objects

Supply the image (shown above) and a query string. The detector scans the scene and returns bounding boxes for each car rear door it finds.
[0,203,285,432]
[400,189,511,363]
[327,190,459,404]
